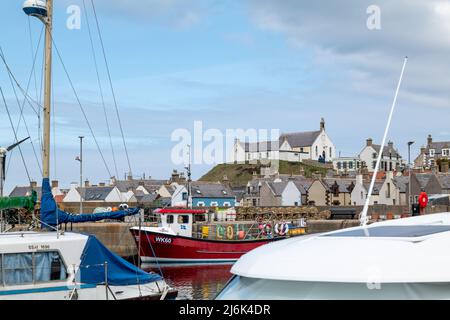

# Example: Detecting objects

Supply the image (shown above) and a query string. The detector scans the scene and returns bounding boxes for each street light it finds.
[75,136,84,214]
[408,141,415,214]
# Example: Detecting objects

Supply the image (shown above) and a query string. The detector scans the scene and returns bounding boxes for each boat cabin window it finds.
[166,215,174,224]
[1,251,67,286]
[193,214,206,223]
[178,215,190,224]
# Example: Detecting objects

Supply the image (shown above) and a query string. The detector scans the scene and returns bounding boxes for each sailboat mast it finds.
[42,0,53,179]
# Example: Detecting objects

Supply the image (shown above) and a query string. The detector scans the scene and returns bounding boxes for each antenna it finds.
[360,56,408,226]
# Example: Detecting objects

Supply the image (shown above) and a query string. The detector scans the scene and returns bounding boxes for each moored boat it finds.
[130,209,288,263]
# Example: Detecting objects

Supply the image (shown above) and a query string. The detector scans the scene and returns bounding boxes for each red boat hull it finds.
[130,229,278,263]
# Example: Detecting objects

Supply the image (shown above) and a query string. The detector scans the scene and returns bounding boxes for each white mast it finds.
[360,57,408,226]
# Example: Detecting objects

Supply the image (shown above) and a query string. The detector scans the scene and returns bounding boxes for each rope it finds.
[0,43,43,176]
[82,0,119,180]
[51,38,113,179]
[0,48,43,116]
[0,87,32,183]
[90,0,133,177]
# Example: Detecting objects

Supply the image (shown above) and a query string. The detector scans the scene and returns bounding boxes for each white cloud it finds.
[248,0,450,109]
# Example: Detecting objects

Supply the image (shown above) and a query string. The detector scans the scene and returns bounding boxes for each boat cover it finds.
[40,178,139,228]
[79,235,161,285]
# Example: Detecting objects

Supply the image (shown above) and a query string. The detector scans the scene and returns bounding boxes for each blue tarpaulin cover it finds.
[40,178,140,228]
[79,235,161,285]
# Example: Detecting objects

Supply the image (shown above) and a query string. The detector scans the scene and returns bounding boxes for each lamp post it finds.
[408,141,414,214]
[75,136,84,214]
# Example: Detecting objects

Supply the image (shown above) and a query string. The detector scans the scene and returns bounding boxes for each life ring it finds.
[216,225,225,239]
[275,223,289,236]
[261,223,272,236]
[226,225,234,240]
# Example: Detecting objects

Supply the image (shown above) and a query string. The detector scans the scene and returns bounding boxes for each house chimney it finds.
[30,181,37,188]
[84,180,90,187]
[51,180,58,188]
[356,174,364,187]
[366,138,373,147]
[388,141,394,149]
[420,146,426,155]
[320,118,325,131]
[427,134,433,146]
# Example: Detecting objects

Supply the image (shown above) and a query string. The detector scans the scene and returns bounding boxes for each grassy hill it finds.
[199,161,330,187]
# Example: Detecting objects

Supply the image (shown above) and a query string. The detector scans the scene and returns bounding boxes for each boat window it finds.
[178,215,190,224]
[3,253,33,286]
[322,225,450,238]
[34,251,67,282]
[167,215,174,224]
[193,214,206,223]
[1,251,67,286]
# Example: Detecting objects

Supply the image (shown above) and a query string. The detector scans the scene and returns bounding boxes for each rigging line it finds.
[82,0,119,179]
[52,76,56,179]
[2,41,44,176]
[91,0,133,176]
[51,37,113,179]
[0,47,43,116]
[0,46,43,114]
[0,87,32,184]
[27,16,40,103]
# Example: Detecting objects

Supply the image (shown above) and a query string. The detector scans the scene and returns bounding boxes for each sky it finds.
[1,0,450,193]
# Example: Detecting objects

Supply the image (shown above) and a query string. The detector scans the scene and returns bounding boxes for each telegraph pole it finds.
[76,136,84,214]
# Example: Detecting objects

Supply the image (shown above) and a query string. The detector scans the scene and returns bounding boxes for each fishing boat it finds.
[130,208,289,263]
[0,0,177,300]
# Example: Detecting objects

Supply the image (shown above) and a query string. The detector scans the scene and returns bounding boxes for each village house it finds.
[63,181,136,204]
[230,118,336,163]
[259,180,302,207]
[359,138,403,173]
[171,182,236,208]
[9,180,65,203]
[351,175,383,206]
[414,135,450,171]
[323,179,355,206]
[332,156,362,173]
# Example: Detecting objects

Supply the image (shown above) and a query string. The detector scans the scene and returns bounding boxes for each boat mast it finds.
[43,0,53,180]
[360,56,408,226]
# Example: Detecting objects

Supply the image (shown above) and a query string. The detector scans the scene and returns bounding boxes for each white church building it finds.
[230,118,336,163]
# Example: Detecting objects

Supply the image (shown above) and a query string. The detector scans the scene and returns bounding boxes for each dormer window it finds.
[429,149,435,157]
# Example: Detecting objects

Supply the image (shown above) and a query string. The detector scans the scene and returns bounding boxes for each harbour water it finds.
[143,263,234,300]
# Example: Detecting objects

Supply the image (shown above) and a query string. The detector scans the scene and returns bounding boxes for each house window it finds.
[337,162,342,169]
[356,162,360,169]
[387,183,391,198]
[389,162,393,171]
[372,153,377,159]
[361,191,364,200]
[252,199,257,206]
[300,148,304,153]
[315,146,318,157]
[372,161,376,169]
[182,192,188,201]
[329,147,332,158]
[429,149,435,157]
[294,202,299,206]
[343,162,347,169]
[247,186,251,194]
[349,162,354,169]
[443,149,450,157]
